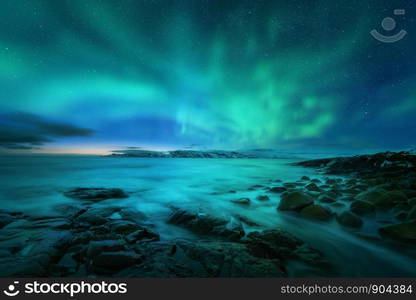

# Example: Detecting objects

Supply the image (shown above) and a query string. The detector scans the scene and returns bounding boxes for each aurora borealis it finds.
[0,0,415,154]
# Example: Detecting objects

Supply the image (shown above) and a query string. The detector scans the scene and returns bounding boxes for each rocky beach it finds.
[0,151,415,277]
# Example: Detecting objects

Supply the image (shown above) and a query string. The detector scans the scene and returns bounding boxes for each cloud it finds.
[0,112,94,150]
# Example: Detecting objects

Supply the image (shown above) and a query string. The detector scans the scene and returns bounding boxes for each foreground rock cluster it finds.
[0,188,327,277]
[291,151,416,244]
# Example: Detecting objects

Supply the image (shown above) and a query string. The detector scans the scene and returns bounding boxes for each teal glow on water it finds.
[0,155,415,277]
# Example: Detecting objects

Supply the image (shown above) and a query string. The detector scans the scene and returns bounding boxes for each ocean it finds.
[0,154,415,277]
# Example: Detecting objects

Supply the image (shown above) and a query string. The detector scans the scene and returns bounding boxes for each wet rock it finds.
[75,213,107,226]
[311,179,321,184]
[86,240,127,258]
[372,191,408,209]
[64,187,128,201]
[318,195,336,203]
[301,176,310,181]
[234,215,260,227]
[379,221,416,244]
[110,220,139,235]
[167,209,244,241]
[243,230,302,259]
[231,198,251,205]
[269,187,287,193]
[409,198,416,207]
[407,207,416,221]
[337,211,363,228]
[125,227,160,243]
[248,185,264,190]
[350,200,376,215]
[0,214,14,229]
[91,251,142,274]
[53,204,87,218]
[256,195,270,201]
[343,188,361,195]
[330,202,345,208]
[299,205,333,221]
[305,183,320,192]
[356,187,386,203]
[278,191,314,211]
[57,253,78,273]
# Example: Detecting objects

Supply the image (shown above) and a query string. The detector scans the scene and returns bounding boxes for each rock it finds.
[318,195,336,203]
[330,202,345,208]
[75,213,107,226]
[402,190,416,199]
[337,211,363,228]
[0,214,14,229]
[408,198,416,207]
[256,195,270,201]
[118,208,148,224]
[53,204,87,218]
[64,188,128,201]
[91,251,141,273]
[355,188,385,206]
[243,230,325,267]
[299,205,332,221]
[269,187,287,193]
[326,178,337,185]
[57,253,78,272]
[305,183,320,192]
[167,209,244,241]
[343,188,361,195]
[125,227,160,243]
[234,215,260,227]
[350,200,376,215]
[301,176,310,181]
[231,198,251,205]
[346,179,358,185]
[248,185,264,190]
[109,220,139,234]
[407,207,416,220]
[86,240,127,258]
[379,221,416,244]
[372,191,408,208]
[311,179,321,184]
[278,191,314,211]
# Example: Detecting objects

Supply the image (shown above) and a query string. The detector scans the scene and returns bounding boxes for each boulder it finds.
[336,211,363,228]
[64,188,128,201]
[86,240,127,258]
[299,205,333,221]
[318,195,336,203]
[0,214,14,229]
[91,251,141,273]
[372,191,408,208]
[278,191,314,211]
[300,176,310,181]
[305,183,320,192]
[125,227,160,243]
[407,207,416,221]
[167,209,244,241]
[355,188,386,204]
[350,200,376,215]
[269,187,287,193]
[256,195,270,201]
[379,221,416,244]
[231,198,251,205]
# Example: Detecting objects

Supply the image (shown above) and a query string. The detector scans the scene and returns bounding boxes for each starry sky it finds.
[0,0,415,154]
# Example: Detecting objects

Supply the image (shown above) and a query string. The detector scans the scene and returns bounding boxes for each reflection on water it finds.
[0,155,415,277]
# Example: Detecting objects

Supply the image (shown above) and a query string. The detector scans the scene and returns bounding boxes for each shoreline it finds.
[0,151,415,277]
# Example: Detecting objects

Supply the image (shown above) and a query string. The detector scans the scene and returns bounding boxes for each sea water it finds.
[0,154,415,277]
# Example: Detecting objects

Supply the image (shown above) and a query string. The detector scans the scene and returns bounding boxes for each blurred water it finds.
[0,154,415,277]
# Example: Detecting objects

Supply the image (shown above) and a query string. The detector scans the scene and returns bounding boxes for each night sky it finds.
[0,0,415,154]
